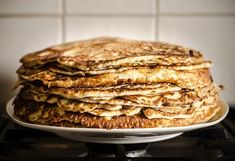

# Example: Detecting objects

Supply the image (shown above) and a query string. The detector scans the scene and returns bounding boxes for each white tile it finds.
[0,0,62,15]
[65,17,156,41]
[160,0,235,14]
[66,0,156,15]
[159,16,235,104]
[0,17,62,78]
[0,17,62,102]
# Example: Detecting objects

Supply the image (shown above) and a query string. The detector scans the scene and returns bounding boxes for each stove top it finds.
[1,108,235,161]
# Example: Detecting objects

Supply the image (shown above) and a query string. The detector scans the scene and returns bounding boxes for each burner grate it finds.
[1,117,235,161]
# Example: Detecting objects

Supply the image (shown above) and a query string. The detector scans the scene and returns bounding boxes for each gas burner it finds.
[86,143,149,157]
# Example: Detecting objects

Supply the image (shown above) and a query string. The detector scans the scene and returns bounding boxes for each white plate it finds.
[6,97,229,144]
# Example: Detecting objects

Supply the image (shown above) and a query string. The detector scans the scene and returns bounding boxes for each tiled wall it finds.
[0,0,235,106]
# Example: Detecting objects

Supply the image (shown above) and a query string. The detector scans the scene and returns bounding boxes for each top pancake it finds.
[20,37,204,70]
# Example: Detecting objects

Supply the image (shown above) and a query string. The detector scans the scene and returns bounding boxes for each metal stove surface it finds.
[1,108,235,161]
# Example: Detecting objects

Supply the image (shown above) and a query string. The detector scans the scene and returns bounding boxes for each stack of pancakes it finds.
[13,37,221,128]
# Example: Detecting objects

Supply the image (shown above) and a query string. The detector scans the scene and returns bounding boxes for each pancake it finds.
[13,37,222,129]
[13,97,221,128]
[19,67,212,89]
[50,61,212,76]
[22,82,182,98]
[142,95,219,119]
[19,85,217,108]
[58,98,123,112]
[16,86,219,117]
[20,37,204,70]
[17,61,212,77]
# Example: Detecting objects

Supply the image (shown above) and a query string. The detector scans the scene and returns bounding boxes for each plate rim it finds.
[59,132,183,144]
[6,96,229,134]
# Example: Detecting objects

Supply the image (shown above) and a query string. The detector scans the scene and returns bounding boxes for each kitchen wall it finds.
[0,0,235,107]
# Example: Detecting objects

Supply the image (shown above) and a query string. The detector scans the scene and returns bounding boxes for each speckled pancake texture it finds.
[13,37,222,129]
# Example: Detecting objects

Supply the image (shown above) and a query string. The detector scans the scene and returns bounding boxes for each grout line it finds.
[159,13,235,17]
[0,13,234,18]
[155,0,160,41]
[65,13,155,17]
[61,0,66,43]
[0,14,61,18]
[0,14,155,18]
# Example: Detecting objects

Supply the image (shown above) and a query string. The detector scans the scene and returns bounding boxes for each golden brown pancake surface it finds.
[20,37,204,70]
[13,37,222,129]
